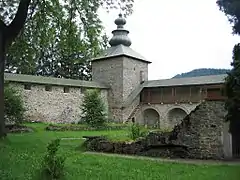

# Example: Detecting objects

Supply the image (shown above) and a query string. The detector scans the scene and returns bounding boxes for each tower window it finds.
[140,71,145,84]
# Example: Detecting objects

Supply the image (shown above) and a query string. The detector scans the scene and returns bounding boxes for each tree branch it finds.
[5,0,31,46]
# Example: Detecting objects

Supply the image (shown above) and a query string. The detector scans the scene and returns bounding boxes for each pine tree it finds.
[81,89,107,128]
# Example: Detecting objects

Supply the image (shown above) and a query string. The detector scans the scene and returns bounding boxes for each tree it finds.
[224,44,240,133]
[217,0,240,35]
[217,0,240,134]
[0,0,134,138]
[81,89,107,127]
[4,0,109,80]
[0,0,31,138]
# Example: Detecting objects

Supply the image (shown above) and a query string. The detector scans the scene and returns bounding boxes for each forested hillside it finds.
[172,68,230,78]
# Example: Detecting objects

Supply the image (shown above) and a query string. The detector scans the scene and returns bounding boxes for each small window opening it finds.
[24,84,31,90]
[82,88,87,94]
[64,87,70,93]
[45,85,52,92]
[140,71,145,84]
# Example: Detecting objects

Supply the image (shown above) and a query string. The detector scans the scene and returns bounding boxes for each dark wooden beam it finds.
[160,88,163,102]
[147,88,150,102]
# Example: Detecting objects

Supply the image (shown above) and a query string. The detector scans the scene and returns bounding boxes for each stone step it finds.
[127,106,140,120]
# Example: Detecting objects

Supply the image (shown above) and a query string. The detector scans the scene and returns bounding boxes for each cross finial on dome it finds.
[109,13,132,47]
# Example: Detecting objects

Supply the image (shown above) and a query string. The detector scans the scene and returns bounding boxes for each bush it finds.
[40,139,66,180]
[81,89,107,128]
[4,85,25,124]
[45,124,127,131]
[128,123,148,140]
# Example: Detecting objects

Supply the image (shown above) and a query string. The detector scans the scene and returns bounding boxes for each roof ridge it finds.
[91,44,151,63]
[148,73,228,83]
[4,73,109,89]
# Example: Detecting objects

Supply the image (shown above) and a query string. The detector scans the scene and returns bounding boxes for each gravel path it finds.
[84,152,240,166]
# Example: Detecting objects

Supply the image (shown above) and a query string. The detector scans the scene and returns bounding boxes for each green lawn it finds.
[0,123,239,180]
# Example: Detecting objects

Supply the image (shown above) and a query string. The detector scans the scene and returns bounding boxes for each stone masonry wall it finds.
[123,57,148,100]
[171,101,226,159]
[122,94,140,122]
[92,56,149,122]
[122,57,148,123]
[92,57,123,122]
[138,103,199,128]
[84,101,229,160]
[9,82,108,124]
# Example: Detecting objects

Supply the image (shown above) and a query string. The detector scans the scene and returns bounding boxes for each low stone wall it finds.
[83,101,227,160]
[83,135,189,159]
[5,124,34,133]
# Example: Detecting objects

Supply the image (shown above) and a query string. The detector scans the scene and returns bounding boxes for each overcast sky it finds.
[98,0,240,80]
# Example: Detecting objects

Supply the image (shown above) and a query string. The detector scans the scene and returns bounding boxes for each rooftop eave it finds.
[91,54,152,64]
[143,81,225,88]
[4,73,110,89]
[144,74,227,88]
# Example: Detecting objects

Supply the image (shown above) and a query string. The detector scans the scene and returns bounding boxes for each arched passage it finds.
[143,108,160,127]
[167,108,188,126]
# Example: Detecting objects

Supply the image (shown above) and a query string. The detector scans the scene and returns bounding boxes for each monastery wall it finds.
[7,81,108,124]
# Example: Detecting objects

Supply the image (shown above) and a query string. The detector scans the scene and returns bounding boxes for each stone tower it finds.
[91,14,151,122]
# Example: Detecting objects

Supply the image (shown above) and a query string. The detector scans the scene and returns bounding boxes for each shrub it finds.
[128,123,148,140]
[81,89,107,128]
[45,123,127,131]
[41,139,65,180]
[4,85,25,124]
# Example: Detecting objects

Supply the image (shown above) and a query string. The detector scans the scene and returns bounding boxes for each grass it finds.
[0,123,239,180]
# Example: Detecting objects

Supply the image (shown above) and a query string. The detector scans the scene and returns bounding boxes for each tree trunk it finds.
[0,31,6,138]
[0,0,32,138]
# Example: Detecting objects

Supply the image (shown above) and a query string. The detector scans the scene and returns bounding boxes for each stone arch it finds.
[143,108,160,127]
[166,105,190,115]
[167,107,188,126]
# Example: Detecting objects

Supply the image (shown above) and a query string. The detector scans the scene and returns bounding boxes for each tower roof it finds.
[91,14,151,63]
[109,13,132,47]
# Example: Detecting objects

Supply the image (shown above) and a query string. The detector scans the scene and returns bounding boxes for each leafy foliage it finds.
[0,0,134,80]
[173,68,230,78]
[2,0,105,80]
[41,138,66,180]
[217,0,240,35]
[0,0,133,137]
[224,43,240,133]
[217,0,240,133]
[4,85,25,124]
[128,123,148,140]
[0,0,134,24]
[81,89,107,127]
